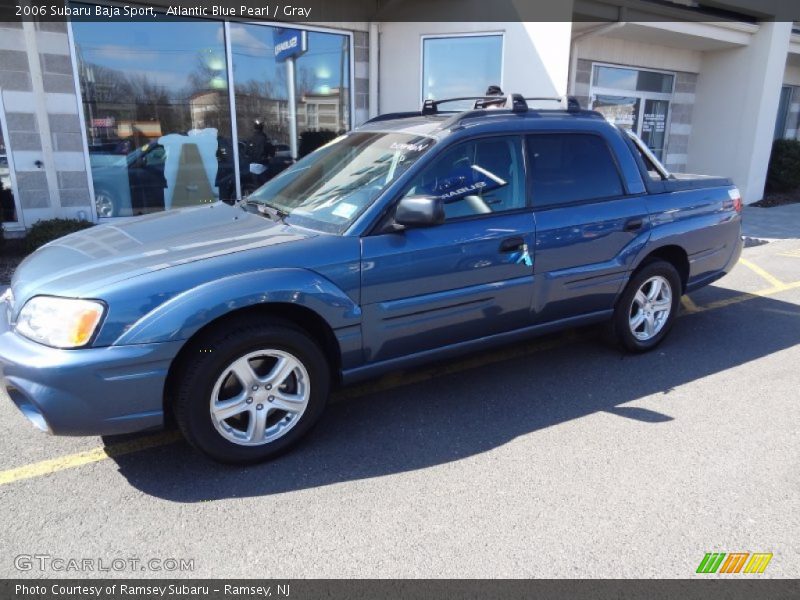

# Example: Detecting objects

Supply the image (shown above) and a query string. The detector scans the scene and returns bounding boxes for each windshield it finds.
[247,131,435,233]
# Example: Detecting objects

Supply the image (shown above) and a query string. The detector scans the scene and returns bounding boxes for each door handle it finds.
[499,237,525,253]
[624,218,644,232]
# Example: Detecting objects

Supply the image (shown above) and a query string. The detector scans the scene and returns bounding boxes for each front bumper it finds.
[0,308,183,436]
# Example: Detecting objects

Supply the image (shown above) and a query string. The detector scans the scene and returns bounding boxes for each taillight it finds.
[728,188,743,212]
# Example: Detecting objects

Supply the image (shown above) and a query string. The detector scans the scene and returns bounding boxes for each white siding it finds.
[378,22,571,113]
[575,35,703,73]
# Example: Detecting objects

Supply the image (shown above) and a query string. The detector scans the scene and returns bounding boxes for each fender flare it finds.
[113,268,361,346]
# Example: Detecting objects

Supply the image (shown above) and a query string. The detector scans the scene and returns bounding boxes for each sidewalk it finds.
[743,203,800,240]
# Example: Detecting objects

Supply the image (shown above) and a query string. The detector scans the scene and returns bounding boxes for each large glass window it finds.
[72,8,233,217]
[593,65,673,94]
[422,35,503,109]
[230,24,351,197]
[526,134,624,207]
[403,136,526,220]
[0,117,17,223]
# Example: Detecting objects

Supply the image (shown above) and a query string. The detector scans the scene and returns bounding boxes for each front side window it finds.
[422,35,503,110]
[527,134,624,207]
[247,132,433,233]
[71,6,233,217]
[401,136,526,220]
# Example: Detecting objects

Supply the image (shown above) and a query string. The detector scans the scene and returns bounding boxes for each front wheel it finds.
[173,319,330,464]
[611,260,681,353]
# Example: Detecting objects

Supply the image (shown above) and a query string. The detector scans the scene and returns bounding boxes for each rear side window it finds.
[526,133,624,207]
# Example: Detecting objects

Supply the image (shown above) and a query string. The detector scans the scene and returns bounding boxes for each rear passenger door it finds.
[527,132,650,322]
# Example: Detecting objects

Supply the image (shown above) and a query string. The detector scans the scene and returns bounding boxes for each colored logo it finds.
[696,552,773,574]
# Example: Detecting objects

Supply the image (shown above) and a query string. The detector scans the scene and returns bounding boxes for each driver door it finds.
[360,135,536,363]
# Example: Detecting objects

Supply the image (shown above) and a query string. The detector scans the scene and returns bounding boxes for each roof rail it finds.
[363,111,422,124]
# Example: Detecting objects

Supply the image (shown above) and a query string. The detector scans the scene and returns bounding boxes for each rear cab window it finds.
[525,133,625,207]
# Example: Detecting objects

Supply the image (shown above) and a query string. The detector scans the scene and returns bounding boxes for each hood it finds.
[12,202,316,302]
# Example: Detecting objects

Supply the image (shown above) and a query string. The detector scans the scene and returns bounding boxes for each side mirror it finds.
[394,195,445,228]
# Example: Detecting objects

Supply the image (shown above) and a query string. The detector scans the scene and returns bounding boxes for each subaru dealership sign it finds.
[273,28,307,62]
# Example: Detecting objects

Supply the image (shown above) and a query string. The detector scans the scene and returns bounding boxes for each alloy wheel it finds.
[628,275,672,341]
[209,349,310,446]
[95,192,115,218]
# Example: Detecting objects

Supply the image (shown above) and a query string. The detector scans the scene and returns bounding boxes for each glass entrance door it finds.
[592,95,640,131]
[589,64,675,162]
[592,93,670,161]
[640,99,669,161]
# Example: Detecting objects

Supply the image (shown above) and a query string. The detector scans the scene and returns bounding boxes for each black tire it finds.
[173,318,330,464]
[611,259,682,353]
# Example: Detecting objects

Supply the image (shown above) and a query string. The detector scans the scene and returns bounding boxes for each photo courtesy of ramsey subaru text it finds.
[0,94,743,464]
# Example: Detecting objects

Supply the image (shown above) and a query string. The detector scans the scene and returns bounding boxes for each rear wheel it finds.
[173,319,330,464]
[612,260,681,352]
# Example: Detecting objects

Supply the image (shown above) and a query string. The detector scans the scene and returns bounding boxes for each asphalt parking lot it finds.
[1,238,799,579]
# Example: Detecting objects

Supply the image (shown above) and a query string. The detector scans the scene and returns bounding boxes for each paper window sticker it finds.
[332,202,358,218]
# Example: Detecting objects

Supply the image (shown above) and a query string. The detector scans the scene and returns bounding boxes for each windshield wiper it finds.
[258,203,288,223]
[243,199,287,223]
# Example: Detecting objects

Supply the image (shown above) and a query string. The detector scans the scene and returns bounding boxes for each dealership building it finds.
[1,0,799,235]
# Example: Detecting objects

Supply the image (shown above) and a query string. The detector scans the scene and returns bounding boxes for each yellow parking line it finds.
[0,334,585,486]
[2,275,800,487]
[681,296,701,314]
[698,279,800,312]
[738,258,788,290]
[0,431,181,486]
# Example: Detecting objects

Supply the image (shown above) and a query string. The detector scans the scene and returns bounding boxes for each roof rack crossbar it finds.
[439,95,529,130]
[421,93,528,115]
[359,93,594,130]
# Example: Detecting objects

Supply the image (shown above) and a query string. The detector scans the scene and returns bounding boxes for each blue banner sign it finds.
[273,28,307,62]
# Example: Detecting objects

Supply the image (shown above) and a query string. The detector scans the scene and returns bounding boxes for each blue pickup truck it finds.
[0,94,742,463]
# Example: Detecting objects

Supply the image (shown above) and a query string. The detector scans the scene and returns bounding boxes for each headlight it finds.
[15,296,105,348]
